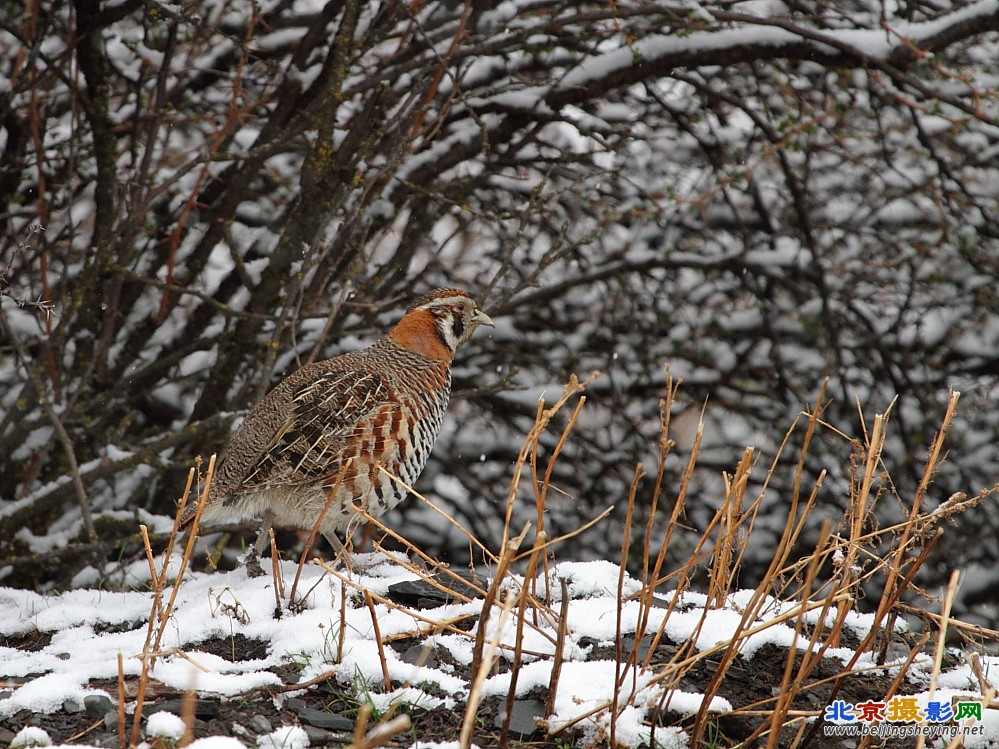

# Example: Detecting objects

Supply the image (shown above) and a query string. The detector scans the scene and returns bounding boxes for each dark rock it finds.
[302,725,337,744]
[494,698,545,737]
[387,569,485,609]
[285,698,353,731]
[248,715,273,734]
[84,694,113,718]
[0,727,15,745]
[400,644,439,669]
[63,698,83,714]
[146,698,221,719]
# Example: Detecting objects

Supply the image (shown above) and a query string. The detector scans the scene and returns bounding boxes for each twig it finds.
[0,306,98,546]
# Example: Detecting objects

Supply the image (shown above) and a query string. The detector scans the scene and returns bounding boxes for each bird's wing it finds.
[242,369,390,489]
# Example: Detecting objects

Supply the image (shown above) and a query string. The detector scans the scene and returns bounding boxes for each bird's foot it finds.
[244,548,266,579]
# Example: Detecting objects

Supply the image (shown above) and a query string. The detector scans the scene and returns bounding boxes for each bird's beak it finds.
[473,308,494,328]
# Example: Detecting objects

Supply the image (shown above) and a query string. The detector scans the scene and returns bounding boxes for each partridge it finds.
[181,288,493,570]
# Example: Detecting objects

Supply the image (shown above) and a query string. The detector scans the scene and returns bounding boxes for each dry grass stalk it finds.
[501,373,595,548]
[349,711,412,749]
[828,403,893,648]
[708,446,753,607]
[468,523,531,681]
[647,399,701,596]
[611,463,644,749]
[500,531,549,747]
[460,589,515,749]
[364,590,392,692]
[640,370,679,588]
[338,579,347,662]
[916,570,962,749]
[351,702,370,748]
[379,467,492,559]
[269,529,283,614]
[856,632,931,749]
[153,455,216,655]
[117,456,216,748]
[874,391,959,661]
[546,577,571,718]
[318,560,539,653]
[179,687,196,747]
[679,415,828,745]
[633,375,682,695]
[289,458,353,608]
[530,392,587,604]
[116,653,126,749]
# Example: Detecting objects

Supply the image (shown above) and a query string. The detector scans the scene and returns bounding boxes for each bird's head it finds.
[388,288,494,361]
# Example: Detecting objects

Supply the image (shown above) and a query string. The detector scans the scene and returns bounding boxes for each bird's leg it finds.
[244,510,275,579]
[322,529,356,570]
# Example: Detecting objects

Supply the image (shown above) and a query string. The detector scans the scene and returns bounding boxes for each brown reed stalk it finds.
[351,702,371,748]
[319,561,524,649]
[708,446,752,607]
[153,454,216,655]
[916,570,962,749]
[468,524,531,682]
[364,591,392,692]
[647,403,702,595]
[179,688,196,747]
[612,463,643,749]
[828,402,893,648]
[350,714,412,749]
[635,376,678,663]
[116,653,126,749]
[289,458,353,607]
[501,373,594,553]
[799,530,941,747]
[761,522,832,749]
[641,370,678,587]
[338,579,347,663]
[500,532,548,748]
[856,632,931,749]
[270,529,284,614]
[530,393,587,604]
[546,578,571,718]
[874,391,959,661]
[460,589,515,749]
[379,468,494,560]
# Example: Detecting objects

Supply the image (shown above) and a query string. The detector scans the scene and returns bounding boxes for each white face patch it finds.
[422,296,474,353]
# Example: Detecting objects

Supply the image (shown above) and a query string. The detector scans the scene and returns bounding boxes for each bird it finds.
[180,288,493,573]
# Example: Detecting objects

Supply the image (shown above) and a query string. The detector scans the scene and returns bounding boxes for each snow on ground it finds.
[1,557,997,748]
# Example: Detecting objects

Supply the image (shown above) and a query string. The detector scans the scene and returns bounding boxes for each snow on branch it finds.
[532,0,999,112]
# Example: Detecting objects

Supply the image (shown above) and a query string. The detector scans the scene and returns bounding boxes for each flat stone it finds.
[387,569,485,609]
[302,725,337,744]
[399,644,438,669]
[84,695,113,718]
[286,699,353,731]
[494,698,545,737]
[63,699,83,714]
[145,698,221,719]
[248,715,273,734]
